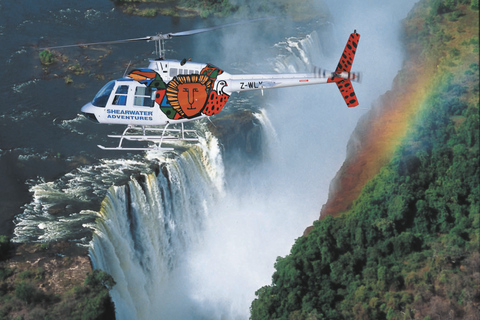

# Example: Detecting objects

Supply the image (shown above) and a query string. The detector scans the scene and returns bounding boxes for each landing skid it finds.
[98,123,199,151]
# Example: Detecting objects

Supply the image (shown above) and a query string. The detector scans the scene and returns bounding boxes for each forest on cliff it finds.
[250,0,479,319]
[111,0,324,19]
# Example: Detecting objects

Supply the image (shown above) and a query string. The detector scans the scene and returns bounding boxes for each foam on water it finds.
[12,156,162,244]
[12,79,39,94]
[54,114,89,136]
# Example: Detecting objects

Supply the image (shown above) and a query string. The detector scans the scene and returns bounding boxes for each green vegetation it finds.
[38,47,111,86]
[39,50,55,66]
[64,75,73,85]
[111,0,235,18]
[112,0,328,19]
[179,0,237,18]
[0,237,10,262]
[69,63,85,76]
[0,240,115,320]
[250,1,479,319]
[1,268,115,320]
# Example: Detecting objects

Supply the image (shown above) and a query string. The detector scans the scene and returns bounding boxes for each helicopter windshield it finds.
[92,80,115,107]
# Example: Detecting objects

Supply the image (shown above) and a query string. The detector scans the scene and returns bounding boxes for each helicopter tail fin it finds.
[328,30,360,107]
[335,30,360,73]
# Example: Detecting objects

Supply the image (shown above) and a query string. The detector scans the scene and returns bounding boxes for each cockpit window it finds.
[92,80,115,107]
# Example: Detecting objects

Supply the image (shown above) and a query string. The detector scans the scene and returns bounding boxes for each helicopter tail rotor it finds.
[330,30,361,108]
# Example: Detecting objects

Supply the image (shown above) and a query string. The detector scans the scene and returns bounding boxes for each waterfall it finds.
[89,134,225,320]
[12,158,157,244]
[86,29,358,319]
[273,30,323,73]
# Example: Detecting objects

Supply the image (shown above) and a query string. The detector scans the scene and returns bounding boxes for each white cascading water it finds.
[272,31,323,73]
[13,156,158,244]
[89,134,226,320]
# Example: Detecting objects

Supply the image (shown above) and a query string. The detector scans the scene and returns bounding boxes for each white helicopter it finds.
[45,20,361,151]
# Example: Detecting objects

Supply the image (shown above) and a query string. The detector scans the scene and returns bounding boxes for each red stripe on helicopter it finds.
[299,79,309,82]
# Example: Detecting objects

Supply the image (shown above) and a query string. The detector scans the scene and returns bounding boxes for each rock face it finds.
[7,242,92,294]
[0,241,115,319]
[208,110,263,162]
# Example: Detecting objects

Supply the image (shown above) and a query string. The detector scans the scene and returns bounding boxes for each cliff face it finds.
[318,82,429,223]
[208,110,263,163]
[0,241,115,320]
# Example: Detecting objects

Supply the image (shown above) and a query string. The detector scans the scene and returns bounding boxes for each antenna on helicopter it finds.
[123,61,132,78]
[40,17,273,59]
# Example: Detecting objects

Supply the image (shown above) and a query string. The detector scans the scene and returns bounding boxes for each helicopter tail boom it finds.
[224,31,361,107]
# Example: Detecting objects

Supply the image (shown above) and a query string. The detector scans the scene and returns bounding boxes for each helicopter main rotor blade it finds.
[40,36,153,50]
[40,17,273,51]
[167,17,273,38]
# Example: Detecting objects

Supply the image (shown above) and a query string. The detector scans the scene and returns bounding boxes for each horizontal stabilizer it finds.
[336,80,358,108]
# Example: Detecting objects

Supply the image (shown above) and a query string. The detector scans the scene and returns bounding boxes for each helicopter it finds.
[44,20,361,151]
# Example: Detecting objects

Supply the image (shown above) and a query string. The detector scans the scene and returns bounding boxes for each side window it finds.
[169,68,177,77]
[113,85,129,106]
[134,86,156,107]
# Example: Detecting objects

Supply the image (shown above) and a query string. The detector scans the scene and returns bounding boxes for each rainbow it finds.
[320,71,431,217]
[319,6,479,218]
